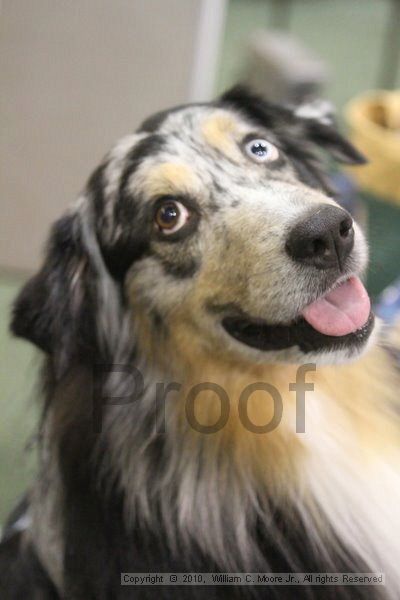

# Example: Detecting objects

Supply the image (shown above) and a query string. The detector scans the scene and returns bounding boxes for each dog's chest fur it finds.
[28,346,400,599]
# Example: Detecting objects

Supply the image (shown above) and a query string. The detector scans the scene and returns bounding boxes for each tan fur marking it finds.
[201,113,242,161]
[144,162,199,197]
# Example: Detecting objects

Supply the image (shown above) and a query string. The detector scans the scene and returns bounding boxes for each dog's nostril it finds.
[339,217,353,238]
[311,238,329,257]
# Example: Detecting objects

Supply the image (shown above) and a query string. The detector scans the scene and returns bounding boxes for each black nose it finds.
[285,205,354,270]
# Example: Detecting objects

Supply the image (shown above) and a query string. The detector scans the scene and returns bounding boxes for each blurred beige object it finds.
[345,91,400,204]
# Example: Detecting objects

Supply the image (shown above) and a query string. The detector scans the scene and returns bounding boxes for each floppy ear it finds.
[11,210,99,376]
[293,99,366,165]
[220,85,366,166]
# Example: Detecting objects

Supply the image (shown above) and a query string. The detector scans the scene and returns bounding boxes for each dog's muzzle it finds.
[222,204,373,355]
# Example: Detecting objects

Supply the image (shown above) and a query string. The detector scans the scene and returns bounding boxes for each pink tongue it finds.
[301,276,370,337]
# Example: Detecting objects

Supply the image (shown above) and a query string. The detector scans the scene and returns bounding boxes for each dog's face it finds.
[12,88,374,373]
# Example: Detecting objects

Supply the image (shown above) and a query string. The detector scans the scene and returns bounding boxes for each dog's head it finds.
[12,87,374,376]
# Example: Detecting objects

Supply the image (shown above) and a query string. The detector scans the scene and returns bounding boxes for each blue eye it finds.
[251,141,268,156]
[244,138,279,163]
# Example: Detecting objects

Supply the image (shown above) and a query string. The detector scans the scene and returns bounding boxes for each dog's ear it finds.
[11,210,99,376]
[293,100,366,165]
[220,86,366,166]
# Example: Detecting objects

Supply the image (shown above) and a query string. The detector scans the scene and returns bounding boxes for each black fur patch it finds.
[11,213,100,376]
[0,532,59,599]
[160,257,199,279]
[97,134,166,280]
[99,234,149,283]
[87,161,107,219]
[219,86,288,130]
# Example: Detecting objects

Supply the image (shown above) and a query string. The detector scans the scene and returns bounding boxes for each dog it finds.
[1,86,399,599]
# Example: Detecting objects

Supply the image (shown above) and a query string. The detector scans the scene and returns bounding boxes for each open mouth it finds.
[222,276,374,354]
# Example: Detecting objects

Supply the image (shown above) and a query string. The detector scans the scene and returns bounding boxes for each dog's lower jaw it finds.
[247,315,380,367]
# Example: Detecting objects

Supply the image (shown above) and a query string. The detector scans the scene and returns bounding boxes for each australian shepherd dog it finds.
[1,87,399,599]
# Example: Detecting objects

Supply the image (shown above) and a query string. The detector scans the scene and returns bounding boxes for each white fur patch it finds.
[299,391,400,598]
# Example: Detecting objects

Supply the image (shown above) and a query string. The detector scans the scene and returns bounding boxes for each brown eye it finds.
[155,199,190,235]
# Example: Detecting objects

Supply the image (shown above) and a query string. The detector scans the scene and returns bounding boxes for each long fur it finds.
[1,87,399,600]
